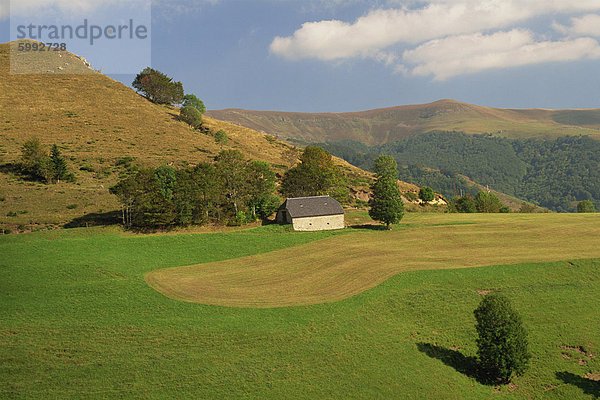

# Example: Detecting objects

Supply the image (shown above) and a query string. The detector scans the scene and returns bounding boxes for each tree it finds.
[368,155,404,229]
[132,67,184,105]
[179,106,203,129]
[454,195,476,213]
[280,146,348,202]
[182,94,206,114]
[419,186,435,202]
[577,200,596,213]
[20,138,46,177]
[246,160,278,220]
[216,150,248,215]
[474,293,530,383]
[50,144,68,183]
[475,191,504,213]
[190,162,223,223]
[154,165,177,200]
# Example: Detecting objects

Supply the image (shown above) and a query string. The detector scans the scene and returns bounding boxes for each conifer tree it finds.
[368,155,404,229]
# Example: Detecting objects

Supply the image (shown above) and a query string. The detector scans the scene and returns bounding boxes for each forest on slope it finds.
[317,132,600,212]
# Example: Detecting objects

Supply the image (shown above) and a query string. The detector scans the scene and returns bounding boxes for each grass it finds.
[1,214,600,399]
[147,213,600,307]
[0,41,375,229]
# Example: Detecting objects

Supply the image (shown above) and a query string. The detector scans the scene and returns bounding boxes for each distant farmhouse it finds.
[276,195,345,231]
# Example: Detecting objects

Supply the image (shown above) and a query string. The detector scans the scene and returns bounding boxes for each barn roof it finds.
[280,196,344,218]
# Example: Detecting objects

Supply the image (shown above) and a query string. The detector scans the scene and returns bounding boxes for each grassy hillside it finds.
[0,41,375,230]
[2,214,600,398]
[206,99,600,145]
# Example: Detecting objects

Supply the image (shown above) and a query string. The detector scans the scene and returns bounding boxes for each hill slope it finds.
[207,99,600,145]
[0,41,377,229]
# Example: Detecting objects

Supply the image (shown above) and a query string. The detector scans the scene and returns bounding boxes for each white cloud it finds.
[270,1,600,61]
[402,30,600,80]
[554,14,600,37]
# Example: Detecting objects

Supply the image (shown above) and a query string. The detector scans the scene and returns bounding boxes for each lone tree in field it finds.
[132,67,184,105]
[474,293,530,383]
[577,200,596,213]
[368,155,404,229]
[419,186,435,202]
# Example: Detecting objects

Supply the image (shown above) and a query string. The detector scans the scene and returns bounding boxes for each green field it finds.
[2,214,600,399]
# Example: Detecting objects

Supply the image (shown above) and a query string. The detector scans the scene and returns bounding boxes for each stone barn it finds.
[276,195,345,231]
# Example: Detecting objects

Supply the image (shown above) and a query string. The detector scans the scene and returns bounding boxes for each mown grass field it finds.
[147,213,600,307]
[1,213,599,399]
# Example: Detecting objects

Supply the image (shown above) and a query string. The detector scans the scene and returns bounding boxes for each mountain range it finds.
[207,100,600,145]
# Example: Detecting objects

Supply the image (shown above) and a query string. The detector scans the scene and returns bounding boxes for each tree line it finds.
[109,146,352,229]
[109,150,280,229]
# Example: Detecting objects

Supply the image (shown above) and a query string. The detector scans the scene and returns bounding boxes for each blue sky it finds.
[2,0,600,112]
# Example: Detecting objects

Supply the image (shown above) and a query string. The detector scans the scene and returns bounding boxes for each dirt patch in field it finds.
[477,290,492,295]
[585,373,600,381]
[561,345,595,358]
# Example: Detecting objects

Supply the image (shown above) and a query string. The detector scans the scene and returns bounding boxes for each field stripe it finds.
[146,214,600,307]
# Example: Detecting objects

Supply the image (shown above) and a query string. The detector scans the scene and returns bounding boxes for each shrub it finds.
[80,164,95,172]
[215,129,228,146]
[66,204,78,209]
[519,203,537,213]
[419,186,435,202]
[454,195,476,213]
[474,293,530,383]
[577,200,596,213]
[180,106,203,129]
[182,94,206,114]
[404,192,418,202]
[475,191,504,213]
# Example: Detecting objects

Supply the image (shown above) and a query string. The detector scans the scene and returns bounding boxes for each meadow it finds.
[1,213,600,399]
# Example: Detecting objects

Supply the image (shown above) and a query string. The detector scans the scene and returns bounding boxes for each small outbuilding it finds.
[276,195,345,231]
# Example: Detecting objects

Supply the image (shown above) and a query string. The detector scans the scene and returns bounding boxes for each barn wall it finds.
[292,214,345,231]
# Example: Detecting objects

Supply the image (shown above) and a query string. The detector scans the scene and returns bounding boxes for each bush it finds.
[519,203,538,213]
[474,293,530,383]
[66,204,78,209]
[180,106,203,129]
[404,192,418,202]
[182,94,206,114]
[419,186,435,202]
[454,195,476,213]
[80,164,95,172]
[577,200,596,213]
[215,129,228,146]
[475,191,504,213]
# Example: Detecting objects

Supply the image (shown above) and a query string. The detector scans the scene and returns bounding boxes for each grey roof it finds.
[279,196,344,218]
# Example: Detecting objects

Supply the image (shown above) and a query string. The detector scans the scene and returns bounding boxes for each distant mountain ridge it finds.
[207,99,600,145]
